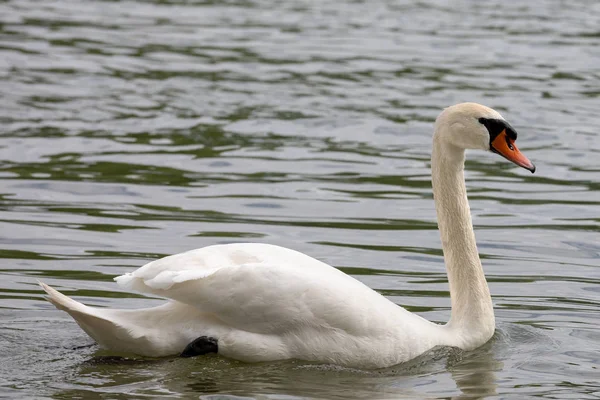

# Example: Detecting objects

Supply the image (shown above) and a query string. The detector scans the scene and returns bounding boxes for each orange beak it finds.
[490,130,535,173]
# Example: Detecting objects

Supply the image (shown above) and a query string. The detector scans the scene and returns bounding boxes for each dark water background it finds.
[1,0,599,398]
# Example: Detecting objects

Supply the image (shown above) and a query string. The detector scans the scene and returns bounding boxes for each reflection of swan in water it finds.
[40,103,535,369]
[53,344,502,398]
[448,342,502,399]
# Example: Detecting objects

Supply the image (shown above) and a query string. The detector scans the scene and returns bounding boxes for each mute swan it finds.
[40,103,535,369]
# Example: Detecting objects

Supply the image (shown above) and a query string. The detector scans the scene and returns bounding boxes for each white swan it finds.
[40,103,535,369]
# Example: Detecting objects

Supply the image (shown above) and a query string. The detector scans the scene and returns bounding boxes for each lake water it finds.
[1,0,599,398]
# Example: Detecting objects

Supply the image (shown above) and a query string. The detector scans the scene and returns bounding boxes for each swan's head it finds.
[435,102,535,173]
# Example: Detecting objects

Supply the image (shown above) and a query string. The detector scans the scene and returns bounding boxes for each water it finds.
[1,0,599,398]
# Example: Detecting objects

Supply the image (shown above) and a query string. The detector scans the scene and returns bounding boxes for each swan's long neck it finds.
[431,129,495,347]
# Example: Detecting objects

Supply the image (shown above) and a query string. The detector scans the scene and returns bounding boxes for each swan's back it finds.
[117,243,345,291]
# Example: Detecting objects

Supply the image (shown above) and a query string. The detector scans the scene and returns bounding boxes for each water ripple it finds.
[1,0,599,398]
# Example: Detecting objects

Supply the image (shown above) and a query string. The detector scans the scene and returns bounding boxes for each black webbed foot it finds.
[180,336,218,358]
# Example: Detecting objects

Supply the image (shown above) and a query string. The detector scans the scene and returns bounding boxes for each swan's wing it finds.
[117,243,334,291]
[115,244,403,335]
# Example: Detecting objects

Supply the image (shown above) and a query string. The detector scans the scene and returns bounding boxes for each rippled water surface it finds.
[1,0,600,398]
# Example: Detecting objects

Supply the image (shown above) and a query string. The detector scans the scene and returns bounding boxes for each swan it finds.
[40,103,535,369]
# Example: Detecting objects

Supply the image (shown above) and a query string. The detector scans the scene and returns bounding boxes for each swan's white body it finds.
[43,243,450,368]
[41,103,534,369]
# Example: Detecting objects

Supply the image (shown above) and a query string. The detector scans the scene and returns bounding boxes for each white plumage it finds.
[41,103,535,369]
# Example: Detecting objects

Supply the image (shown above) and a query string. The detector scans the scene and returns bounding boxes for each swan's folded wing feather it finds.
[115,246,232,291]
[115,267,220,291]
[115,243,331,292]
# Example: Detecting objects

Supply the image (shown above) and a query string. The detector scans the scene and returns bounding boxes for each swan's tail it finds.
[39,281,136,350]
[40,281,89,315]
[39,281,204,357]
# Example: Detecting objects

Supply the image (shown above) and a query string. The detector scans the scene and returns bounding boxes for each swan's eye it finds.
[506,136,514,151]
[478,117,518,144]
